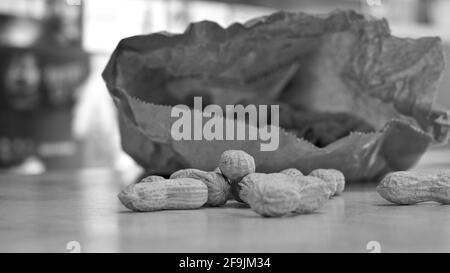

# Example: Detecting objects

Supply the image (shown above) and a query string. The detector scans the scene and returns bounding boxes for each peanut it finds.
[235,172,329,215]
[247,175,300,217]
[376,171,450,205]
[118,178,208,212]
[170,169,203,179]
[232,173,280,204]
[137,175,165,183]
[281,168,303,177]
[219,150,255,183]
[235,173,267,204]
[170,168,231,206]
[231,173,291,204]
[293,176,330,213]
[309,169,345,197]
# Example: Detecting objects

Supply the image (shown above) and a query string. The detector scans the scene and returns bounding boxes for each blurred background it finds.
[0,0,449,175]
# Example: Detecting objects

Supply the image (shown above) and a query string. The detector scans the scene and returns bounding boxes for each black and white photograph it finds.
[0,0,450,259]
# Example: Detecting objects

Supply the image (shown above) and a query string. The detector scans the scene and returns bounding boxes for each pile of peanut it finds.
[118,150,346,217]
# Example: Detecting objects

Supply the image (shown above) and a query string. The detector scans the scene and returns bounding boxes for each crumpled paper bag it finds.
[103,10,449,182]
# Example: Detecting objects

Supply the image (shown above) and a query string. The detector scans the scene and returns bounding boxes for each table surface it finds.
[0,149,449,253]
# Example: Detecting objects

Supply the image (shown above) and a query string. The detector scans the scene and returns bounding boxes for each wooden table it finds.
[0,150,449,253]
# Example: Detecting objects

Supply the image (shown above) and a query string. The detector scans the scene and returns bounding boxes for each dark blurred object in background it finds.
[40,0,83,47]
[0,0,89,172]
